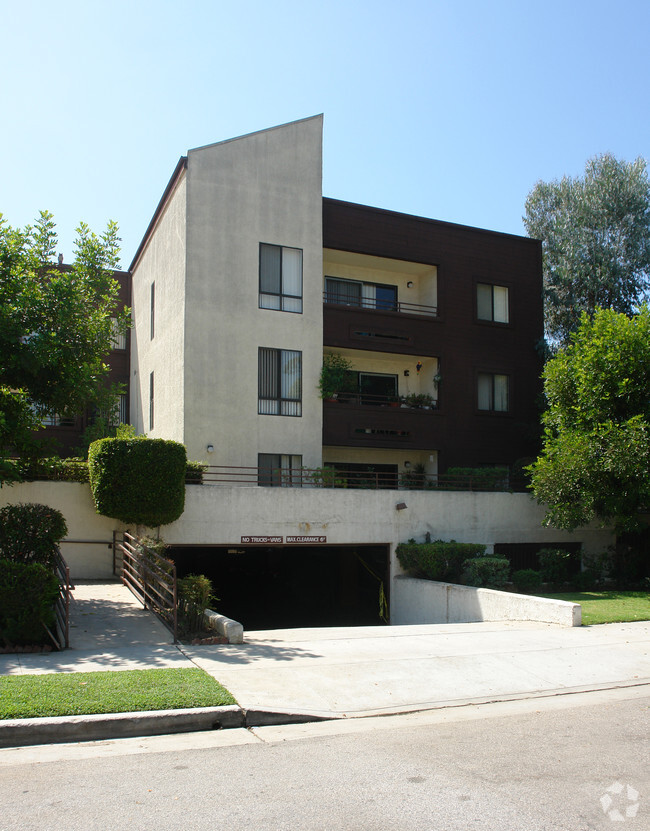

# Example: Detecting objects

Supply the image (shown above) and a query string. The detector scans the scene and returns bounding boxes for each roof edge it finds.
[323,196,538,245]
[129,156,188,272]
[188,114,323,155]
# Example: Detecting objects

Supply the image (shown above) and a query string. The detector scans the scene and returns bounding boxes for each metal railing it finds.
[324,392,438,408]
[323,291,438,317]
[117,532,178,642]
[185,464,530,492]
[52,547,71,649]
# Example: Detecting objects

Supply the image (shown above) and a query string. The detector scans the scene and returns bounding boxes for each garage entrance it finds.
[166,544,390,630]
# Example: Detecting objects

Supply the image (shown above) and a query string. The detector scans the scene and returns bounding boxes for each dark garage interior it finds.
[166,544,390,630]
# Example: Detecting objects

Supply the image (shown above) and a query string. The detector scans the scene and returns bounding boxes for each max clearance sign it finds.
[240,536,327,544]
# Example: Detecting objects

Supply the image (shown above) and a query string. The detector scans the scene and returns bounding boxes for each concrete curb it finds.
[0,705,337,749]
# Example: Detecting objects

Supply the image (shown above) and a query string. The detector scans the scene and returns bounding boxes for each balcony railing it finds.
[327,392,437,409]
[186,465,529,492]
[323,291,437,317]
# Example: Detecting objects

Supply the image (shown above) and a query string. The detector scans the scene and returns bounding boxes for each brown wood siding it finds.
[322,199,544,471]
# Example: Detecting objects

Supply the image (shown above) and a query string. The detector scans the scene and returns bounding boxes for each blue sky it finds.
[2,0,649,268]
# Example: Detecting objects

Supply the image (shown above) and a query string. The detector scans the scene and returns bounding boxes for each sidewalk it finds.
[1,581,649,745]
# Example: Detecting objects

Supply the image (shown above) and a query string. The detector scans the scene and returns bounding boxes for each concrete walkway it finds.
[1,581,649,731]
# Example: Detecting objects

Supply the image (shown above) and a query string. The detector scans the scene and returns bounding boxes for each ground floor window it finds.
[258,453,303,486]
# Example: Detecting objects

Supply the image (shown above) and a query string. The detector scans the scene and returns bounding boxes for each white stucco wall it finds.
[182,116,324,467]
[0,482,122,578]
[392,576,581,626]
[130,173,187,441]
[1,482,613,592]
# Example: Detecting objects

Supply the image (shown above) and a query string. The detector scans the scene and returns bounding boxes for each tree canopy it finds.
[0,211,129,481]
[528,306,650,532]
[524,153,650,346]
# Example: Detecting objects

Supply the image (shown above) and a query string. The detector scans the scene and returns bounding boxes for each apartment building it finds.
[128,115,543,485]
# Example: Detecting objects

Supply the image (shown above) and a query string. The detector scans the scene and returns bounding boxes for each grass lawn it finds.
[0,667,236,720]
[540,591,650,625]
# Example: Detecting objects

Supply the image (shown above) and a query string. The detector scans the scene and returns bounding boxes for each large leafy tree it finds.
[529,306,650,532]
[524,154,650,346]
[0,211,129,481]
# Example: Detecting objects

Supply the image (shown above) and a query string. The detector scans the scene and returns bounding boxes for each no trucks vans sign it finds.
[240,536,327,544]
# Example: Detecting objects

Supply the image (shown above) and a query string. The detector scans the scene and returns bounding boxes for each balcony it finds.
[322,397,441,450]
[323,290,437,317]
[323,294,441,356]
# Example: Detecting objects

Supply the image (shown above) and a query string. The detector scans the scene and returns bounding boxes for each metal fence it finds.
[117,531,178,642]
[186,464,530,493]
[52,547,71,649]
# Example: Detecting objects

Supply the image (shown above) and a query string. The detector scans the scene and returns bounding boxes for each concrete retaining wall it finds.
[391,575,581,627]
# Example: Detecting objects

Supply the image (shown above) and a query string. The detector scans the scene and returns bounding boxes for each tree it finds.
[0,211,129,481]
[528,306,650,532]
[524,154,650,346]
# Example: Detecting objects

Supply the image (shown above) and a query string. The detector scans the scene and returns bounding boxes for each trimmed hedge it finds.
[462,557,510,589]
[17,457,90,483]
[538,548,572,583]
[0,559,60,646]
[0,503,68,568]
[396,540,486,583]
[88,437,187,527]
[512,568,543,591]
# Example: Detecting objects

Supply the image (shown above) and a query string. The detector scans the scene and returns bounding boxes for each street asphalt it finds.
[1,580,649,746]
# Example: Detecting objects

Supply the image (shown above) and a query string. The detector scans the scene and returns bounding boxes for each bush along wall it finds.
[88,437,187,527]
[396,540,486,583]
[0,503,68,569]
[0,559,60,647]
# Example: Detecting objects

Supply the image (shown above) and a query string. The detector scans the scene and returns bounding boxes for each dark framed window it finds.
[258,453,303,487]
[477,372,509,412]
[259,243,303,313]
[150,282,155,339]
[325,277,397,311]
[149,371,154,429]
[477,283,509,323]
[258,348,302,416]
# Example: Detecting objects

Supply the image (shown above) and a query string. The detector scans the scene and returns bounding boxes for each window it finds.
[149,371,154,430]
[258,454,303,486]
[42,412,75,427]
[325,277,397,311]
[477,283,509,323]
[115,394,128,426]
[150,282,155,339]
[258,348,302,416]
[478,372,509,412]
[259,243,303,313]
[111,318,127,351]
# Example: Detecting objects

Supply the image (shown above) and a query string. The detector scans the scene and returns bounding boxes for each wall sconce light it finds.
[416,361,423,374]
[395,502,408,511]
[407,281,414,288]
[404,461,411,468]
[404,369,410,376]
[206,444,214,453]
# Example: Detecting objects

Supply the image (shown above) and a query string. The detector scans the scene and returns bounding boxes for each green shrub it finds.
[397,540,486,583]
[446,467,509,490]
[0,559,60,645]
[17,456,89,483]
[462,557,510,588]
[512,568,543,591]
[178,574,216,634]
[88,437,187,527]
[538,548,572,583]
[571,568,601,591]
[0,503,67,568]
[186,460,207,484]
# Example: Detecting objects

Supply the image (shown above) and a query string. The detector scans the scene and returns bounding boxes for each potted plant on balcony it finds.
[319,353,354,401]
[402,392,436,409]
